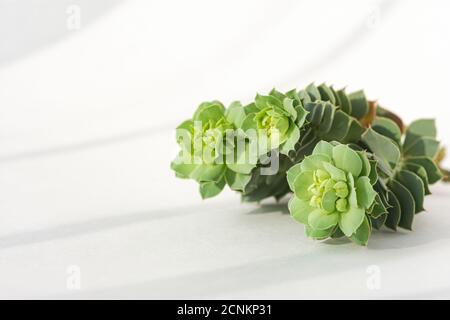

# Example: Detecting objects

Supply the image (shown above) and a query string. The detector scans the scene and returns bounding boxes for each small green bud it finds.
[310,195,321,208]
[324,179,336,191]
[336,198,348,212]
[334,181,349,198]
[312,187,321,196]
[318,179,329,193]
[316,169,330,182]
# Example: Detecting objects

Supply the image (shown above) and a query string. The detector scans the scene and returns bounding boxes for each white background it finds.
[0,0,450,299]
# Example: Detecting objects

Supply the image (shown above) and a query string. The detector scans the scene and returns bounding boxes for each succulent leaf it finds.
[389,180,415,230]
[362,128,401,170]
[405,157,442,184]
[396,170,425,213]
[348,90,369,119]
[385,190,401,230]
[287,141,376,244]
[372,116,402,145]
[404,119,437,150]
[350,215,371,246]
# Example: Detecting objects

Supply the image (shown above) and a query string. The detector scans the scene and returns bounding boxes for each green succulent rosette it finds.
[171,101,255,199]
[220,89,308,202]
[238,89,308,157]
[287,141,377,245]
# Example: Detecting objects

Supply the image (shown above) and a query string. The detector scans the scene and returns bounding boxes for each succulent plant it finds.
[170,82,448,246]
[286,141,377,245]
[171,101,254,199]
[238,89,308,157]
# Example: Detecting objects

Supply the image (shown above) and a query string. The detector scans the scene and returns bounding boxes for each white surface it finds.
[1,0,450,299]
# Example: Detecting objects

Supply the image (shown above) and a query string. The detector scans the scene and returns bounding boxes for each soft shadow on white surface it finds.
[0,124,172,164]
[62,248,363,299]
[1,186,447,299]
[0,202,216,249]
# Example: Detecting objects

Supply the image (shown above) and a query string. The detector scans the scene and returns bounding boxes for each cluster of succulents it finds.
[171,83,446,245]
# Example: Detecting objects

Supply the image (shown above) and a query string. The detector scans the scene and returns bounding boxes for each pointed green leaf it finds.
[190,163,226,182]
[343,119,365,143]
[331,227,345,239]
[332,144,363,177]
[371,214,387,230]
[389,180,415,230]
[313,141,334,158]
[305,83,321,101]
[289,196,316,224]
[357,151,371,177]
[362,128,400,170]
[396,170,425,213]
[406,157,442,184]
[300,154,330,171]
[369,194,388,218]
[241,113,257,131]
[336,89,352,115]
[225,101,246,128]
[254,94,283,110]
[287,163,302,191]
[308,209,339,231]
[295,105,308,127]
[329,86,341,106]
[227,143,256,174]
[171,157,197,179]
[348,90,368,119]
[280,125,300,155]
[318,102,337,135]
[199,178,226,199]
[404,163,431,195]
[404,137,440,158]
[193,101,225,123]
[372,116,402,145]
[385,191,401,230]
[350,215,371,246]
[298,90,312,104]
[225,170,252,192]
[339,206,365,237]
[285,88,301,105]
[404,119,437,150]
[323,110,351,141]
[368,160,378,185]
[356,176,377,209]
[318,84,336,104]
[176,119,193,129]
[282,98,297,120]
[305,102,324,126]
[293,171,315,200]
[323,162,347,181]
[305,226,334,240]
[269,88,286,102]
